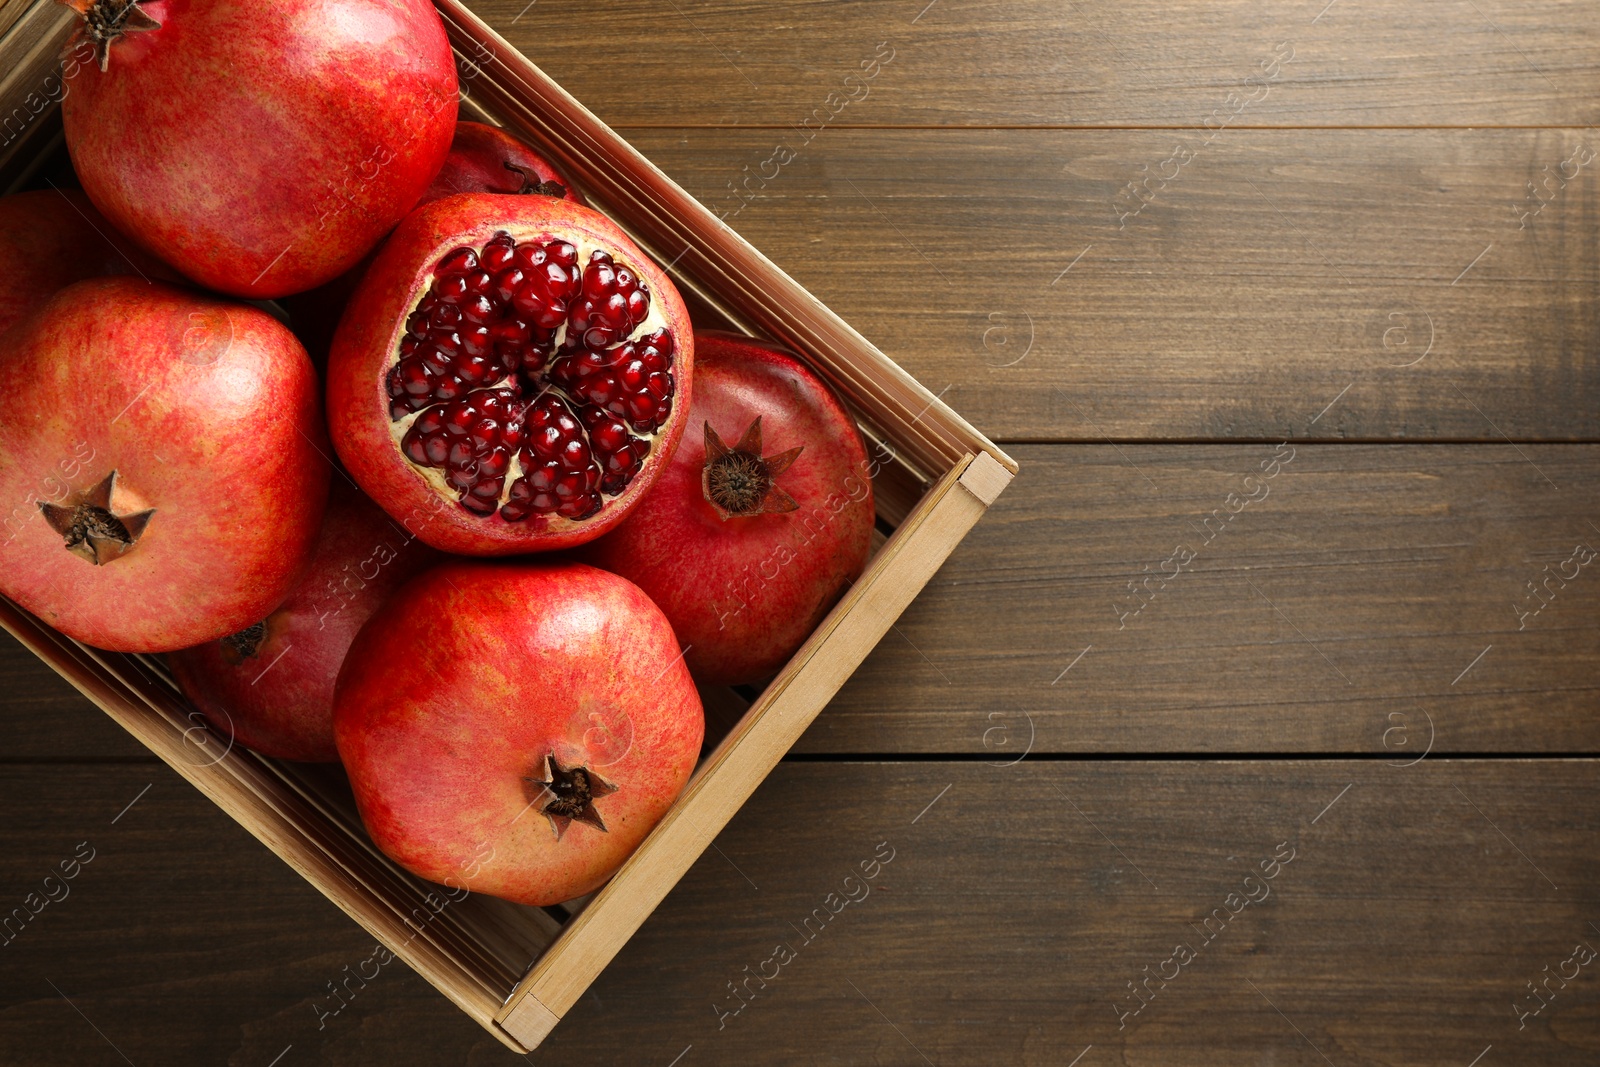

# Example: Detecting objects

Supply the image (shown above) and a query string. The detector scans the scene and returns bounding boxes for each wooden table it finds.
[4,1,1598,1063]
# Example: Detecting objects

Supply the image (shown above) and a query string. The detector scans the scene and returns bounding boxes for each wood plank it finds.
[617,126,1600,441]
[805,443,1600,754]
[0,765,508,1065]
[538,760,1600,1065]
[0,632,147,759]
[1,760,1596,1063]
[5,444,1596,758]
[476,0,1600,128]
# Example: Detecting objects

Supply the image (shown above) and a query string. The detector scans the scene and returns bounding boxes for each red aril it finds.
[583,331,875,685]
[285,121,581,365]
[334,560,704,905]
[0,188,167,337]
[0,277,329,652]
[58,0,458,299]
[327,194,695,554]
[167,484,438,762]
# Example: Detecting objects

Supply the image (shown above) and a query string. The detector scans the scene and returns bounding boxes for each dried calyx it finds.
[38,470,155,565]
[701,417,803,520]
[503,163,568,200]
[222,621,267,659]
[528,752,616,839]
[61,0,161,71]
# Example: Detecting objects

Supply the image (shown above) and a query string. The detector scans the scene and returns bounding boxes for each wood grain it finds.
[0,766,510,1066]
[477,0,1600,129]
[4,0,1599,1060]
[0,633,146,760]
[1,761,1596,1065]
[616,127,1600,441]
[4,443,1596,759]
[542,760,1600,1066]
[806,444,1600,754]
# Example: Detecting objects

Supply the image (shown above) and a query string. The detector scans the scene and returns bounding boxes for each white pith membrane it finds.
[384,229,672,520]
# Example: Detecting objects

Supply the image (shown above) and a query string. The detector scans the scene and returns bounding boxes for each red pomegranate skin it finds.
[167,483,438,762]
[326,194,695,555]
[60,0,458,299]
[0,189,168,337]
[583,331,874,686]
[424,121,584,205]
[285,121,581,365]
[0,277,329,652]
[334,561,704,906]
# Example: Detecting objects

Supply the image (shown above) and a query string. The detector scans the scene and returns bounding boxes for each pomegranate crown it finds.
[502,162,568,200]
[526,753,616,840]
[701,417,803,520]
[37,470,155,565]
[60,0,160,71]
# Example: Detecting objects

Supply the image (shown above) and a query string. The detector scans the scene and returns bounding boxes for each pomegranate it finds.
[424,121,584,206]
[583,331,874,686]
[0,188,169,337]
[285,121,581,365]
[0,277,328,652]
[334,560,704,905]
[58,0,458,299]
[167,484,438,762]
[327,194,695,554]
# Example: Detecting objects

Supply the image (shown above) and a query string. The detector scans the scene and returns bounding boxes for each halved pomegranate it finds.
[327,194,694,554]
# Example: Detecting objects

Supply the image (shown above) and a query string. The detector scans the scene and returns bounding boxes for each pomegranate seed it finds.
[585,410,629,454]
[390,232,674,521]
[492,267,526,304]
[455,354,490,386]
[437,247,478,274]
[460,327,492,359]
[460,492,498,515]
[479,449,509,478]
[460,294,495,324]
[434,274,469,304]
[398,360,432,395]
[568,250,650,347]
[481,234,517,273]
[550,328,676,433]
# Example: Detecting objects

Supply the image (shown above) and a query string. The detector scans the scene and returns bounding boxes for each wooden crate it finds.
[0,0,1016,1052]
